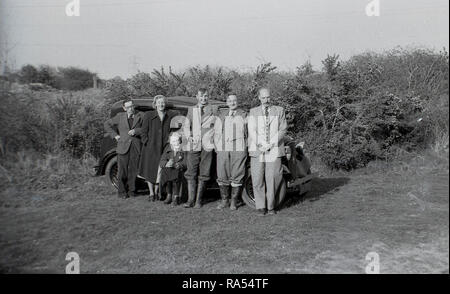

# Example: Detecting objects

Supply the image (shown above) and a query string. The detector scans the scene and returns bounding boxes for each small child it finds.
[159,132,186,205]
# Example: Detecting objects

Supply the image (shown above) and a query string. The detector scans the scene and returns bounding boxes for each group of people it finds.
[104,87,287,216]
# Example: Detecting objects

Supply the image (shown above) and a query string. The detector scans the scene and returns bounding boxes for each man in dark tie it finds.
[104,100,144,198]
[247,88,287,215]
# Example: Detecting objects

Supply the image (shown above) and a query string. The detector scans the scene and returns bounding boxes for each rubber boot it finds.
[172,195,179,206]
[194,180,207,208]
[184,180,197,208]
[230,186,242,211]
[164,193,172,204]
[217,185,230,209]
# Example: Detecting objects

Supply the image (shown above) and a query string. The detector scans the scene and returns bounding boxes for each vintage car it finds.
[94,96,315,209]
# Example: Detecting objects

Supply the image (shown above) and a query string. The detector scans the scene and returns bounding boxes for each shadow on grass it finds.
[144,176,351,208]
[281,176,350,209]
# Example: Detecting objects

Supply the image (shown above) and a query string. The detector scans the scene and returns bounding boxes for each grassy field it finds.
[0,152,448,274]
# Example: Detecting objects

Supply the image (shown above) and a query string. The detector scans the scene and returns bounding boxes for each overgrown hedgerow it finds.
[0,47,448,170]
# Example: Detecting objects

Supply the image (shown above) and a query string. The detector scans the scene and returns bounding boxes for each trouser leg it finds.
[250,156,266,210]
[230,151,247,187]
[184,152,200,207]
[117,153,129,196]
[216,151,231,186]
[265,158,283,211]
[127,146,140,194]
[198,150,213,182]
[184,151,201,181]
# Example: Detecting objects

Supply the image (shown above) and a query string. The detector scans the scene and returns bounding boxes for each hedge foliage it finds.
[1,47,448,170]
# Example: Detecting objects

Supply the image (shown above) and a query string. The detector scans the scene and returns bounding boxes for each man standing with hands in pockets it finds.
[104,100,143,199]
[247,88,287,216]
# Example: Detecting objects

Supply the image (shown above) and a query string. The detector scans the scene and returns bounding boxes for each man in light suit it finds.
[214,93,248,210]
[104,100,144,198]
[183,88,218,208]
[247,88,287,215]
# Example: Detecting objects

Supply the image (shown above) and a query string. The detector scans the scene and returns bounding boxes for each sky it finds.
[0,0,448,79]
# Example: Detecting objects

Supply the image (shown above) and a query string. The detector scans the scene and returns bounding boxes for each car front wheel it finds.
[241,171,287,210]
[241,174,256,209]
[104,155,119,190]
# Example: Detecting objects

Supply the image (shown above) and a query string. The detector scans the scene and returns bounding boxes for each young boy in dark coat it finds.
[159,132,186,205]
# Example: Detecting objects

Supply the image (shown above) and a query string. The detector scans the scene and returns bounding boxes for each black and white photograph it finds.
[0,0,448,276]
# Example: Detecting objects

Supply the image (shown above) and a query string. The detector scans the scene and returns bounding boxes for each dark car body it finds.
[94,96,226,177]
[94,96,314,208]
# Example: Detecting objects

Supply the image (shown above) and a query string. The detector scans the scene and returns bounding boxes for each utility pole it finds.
[129,55,140,76]
[0,31,18,75]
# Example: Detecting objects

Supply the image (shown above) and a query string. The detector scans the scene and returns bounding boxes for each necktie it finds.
[128,114,134,128]
[264,106,270,144]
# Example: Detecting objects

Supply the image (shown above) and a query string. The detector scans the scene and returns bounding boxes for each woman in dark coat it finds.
[136,95,179,201]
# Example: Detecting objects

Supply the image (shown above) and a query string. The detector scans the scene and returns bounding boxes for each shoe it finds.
[267,210,277,215]
[118,193,127,199]
[128,192,138,198]
[184,180,196,208]
[164,194,172,205]
[148,194,155,202]
[257,208,266,216]
[217,185,230,209]
[155,184,161,200]
[230,186,242,211]
[194,180,206,208]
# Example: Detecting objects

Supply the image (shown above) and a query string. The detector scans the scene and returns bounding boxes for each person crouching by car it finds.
[214,93,248,210]
[104,100,144,199]
[159,132,186,206]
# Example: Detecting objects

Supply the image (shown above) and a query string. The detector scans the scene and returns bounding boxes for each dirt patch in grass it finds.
[0,154,448,273]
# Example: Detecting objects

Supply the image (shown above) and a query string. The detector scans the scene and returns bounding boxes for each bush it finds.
[276,48,449,170]
[0,82,108,158]
[55,67,95,90]
[1,46,448,170]
[18,64,39,84]
[12,65,98,91]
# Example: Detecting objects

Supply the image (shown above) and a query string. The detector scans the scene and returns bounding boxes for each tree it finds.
[297,60,314,76]
[19,64,39,83]
[322,54,340,80]
[37,65,56,87]
[56,66,95,90]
